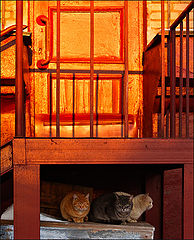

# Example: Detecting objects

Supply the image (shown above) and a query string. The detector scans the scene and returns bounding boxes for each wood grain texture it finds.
[143,44,161,138]
[14,165,40,239]
[12,138,193,165]
[183,163,193,239]
[13,138,25,165]
[1,143,13,174]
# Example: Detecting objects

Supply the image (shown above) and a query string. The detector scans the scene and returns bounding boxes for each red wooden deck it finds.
[12,138,193,239]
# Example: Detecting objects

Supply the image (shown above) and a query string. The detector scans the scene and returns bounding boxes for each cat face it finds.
[73,193,90,212]
[143,193,153,210]
[114,193,133,213]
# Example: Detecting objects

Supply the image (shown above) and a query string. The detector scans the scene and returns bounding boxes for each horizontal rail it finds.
[170,1,194,30]
[0,25,27,38]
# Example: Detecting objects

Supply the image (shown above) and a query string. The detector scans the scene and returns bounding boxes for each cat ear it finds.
[73,194,78,200]
[146,193,149,196]
[113,192,119,199]
[85,193,89,200]
[129,195,133,201]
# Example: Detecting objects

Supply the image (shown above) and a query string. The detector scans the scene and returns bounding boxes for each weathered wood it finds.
[1,220,155,239]
[183,164,193,239]
[13,138,25,165]
[145,172,162,240]
[11,138,193,165]
[143,43,161,138]
[1,143,12,174]
[14,165,40,239]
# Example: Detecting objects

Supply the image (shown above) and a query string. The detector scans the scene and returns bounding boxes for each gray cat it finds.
[89,192,133,224]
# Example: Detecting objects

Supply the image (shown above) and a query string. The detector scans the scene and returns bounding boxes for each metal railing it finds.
[15,1,194,139]
[168,1,194,138]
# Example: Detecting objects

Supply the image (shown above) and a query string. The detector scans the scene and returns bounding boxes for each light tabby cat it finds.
[127,193,153,222]
[60,191,90,223]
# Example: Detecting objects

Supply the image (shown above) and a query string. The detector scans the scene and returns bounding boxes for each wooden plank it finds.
[145,172,162,240]
[14,165,40,239]
[1,143,13,174]
[13,138,25,165]
[163,168,182,239]
[1,220,155,239]
[11,138,193,165]
[143,43,161,137]
[183,164,193,239]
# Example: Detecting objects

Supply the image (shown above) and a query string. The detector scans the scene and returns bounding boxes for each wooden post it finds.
[183,164,193,239]
[14,165,40,239]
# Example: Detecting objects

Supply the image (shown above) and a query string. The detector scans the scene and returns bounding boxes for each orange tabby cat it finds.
[60,191,90,223]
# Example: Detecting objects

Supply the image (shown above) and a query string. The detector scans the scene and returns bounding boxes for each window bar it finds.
[90,0,94,138]
[124,0,129,138]
[56,0,60,137]
[186,13,190,138]
[16,0,25,137]
[179,21,183,138]
[96,74,99,138]
[161,0,165,138]
[72,73,75,138]
[49,74,52,137]
[170,28,176,138]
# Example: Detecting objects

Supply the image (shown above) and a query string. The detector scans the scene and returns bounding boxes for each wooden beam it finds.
[12,138,193,165]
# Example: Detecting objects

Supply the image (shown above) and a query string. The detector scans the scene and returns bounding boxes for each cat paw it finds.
[128,219,137,223]
[121,221,127,225]
[73,217,84,223]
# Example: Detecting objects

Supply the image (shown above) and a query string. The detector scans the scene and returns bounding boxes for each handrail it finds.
[169,0,193,138]
[36,15,51,69]
[170,1,194,30]
[0,25,27,38]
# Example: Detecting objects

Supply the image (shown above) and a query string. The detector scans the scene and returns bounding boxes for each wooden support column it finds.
[145,171,162,240]
[183,164,193,239]
[14,165,40,239]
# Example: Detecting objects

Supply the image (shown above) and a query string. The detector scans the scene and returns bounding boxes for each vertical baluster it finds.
[72,73,75,138]
[124,0,129,138]
[166,108,170,138]
[90,0,94,138]
[179,21,183,137]
[121,74,124,138]
[170,29,176,138]
[157,113,161,138]
[96,74,99,138]
[186,13,190,138]
[56,0,60,137]
[161,0,165,138]
[16,0,25,137]
[49,74,52,137]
